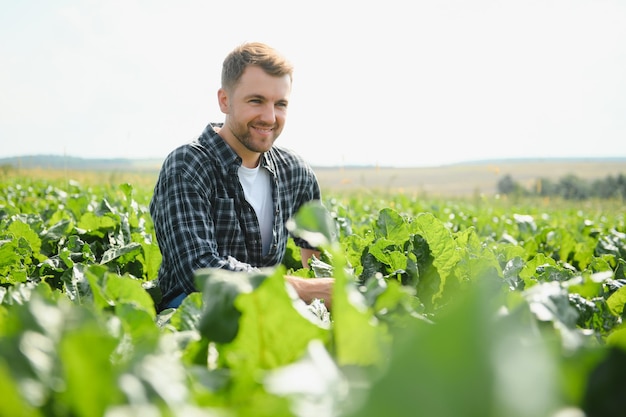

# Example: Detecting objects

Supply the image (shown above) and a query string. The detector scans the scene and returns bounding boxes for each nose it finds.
[259,103,276,124]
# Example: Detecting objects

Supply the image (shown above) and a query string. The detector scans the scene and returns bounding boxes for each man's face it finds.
[219,65,291,158]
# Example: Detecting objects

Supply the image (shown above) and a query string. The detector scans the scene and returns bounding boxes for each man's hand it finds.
[285,276,334,310]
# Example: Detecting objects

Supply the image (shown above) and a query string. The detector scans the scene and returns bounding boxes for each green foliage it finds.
[1,177,625,416]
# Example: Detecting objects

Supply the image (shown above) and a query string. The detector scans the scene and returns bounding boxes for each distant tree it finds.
[498,172,626,201]
[591,176,618,199]
[557,174,590,200]
[616,174,626,200]
[535,177,558,197]
[497,174,526,196]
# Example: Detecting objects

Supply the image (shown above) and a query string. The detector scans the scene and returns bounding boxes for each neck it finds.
[215,124,261,168]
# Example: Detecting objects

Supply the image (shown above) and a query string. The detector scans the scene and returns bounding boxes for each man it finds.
[149,42,334,312]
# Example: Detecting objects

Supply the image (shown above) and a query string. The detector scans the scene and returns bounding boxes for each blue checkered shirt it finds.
[149,123,321,307]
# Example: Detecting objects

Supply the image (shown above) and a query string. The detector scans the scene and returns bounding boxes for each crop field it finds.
[1,168,625,417]
[5,158,626,197]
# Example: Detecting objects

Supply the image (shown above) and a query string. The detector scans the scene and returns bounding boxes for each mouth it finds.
[252,125,274,134]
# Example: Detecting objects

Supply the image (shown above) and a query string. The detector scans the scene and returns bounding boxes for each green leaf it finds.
[264,340,346,415]
[286,201,338,248]
[106,274,156,316]
[0,239,22,279]
[607,285,626,317]
[523,281,579,327]
[374,208,410,242]
[606,324,626,350]
[565,270,610,299]
[168,293,203,332]
[195,268,265,344]
[114,303,160,355]
[65,194,90,219]
[222,268,329,372]
[8,220,43,262]
[331,246,389,367]
[40,219,73,246]
[368,237,406,271]
[59,326,123,417]
[100,242,141,265]
[77,212,117,238]
[139,241,162,280]
[519,253,557,285]
[83,264,112,309]
[83,266,156,316]
[454,227,502,284]
[62,264,92,303]
[346,283,562,417]
[0,360,43,417]
[411,212,463,305]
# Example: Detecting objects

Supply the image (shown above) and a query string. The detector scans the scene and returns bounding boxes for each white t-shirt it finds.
[238,165,274,256]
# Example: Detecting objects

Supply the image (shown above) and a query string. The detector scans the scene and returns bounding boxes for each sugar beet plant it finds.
[1,178,626,417]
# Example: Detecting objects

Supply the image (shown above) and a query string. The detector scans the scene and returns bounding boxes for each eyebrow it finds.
[244,93,289,104]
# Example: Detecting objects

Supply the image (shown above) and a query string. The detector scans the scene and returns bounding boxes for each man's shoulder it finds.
[162,124,229,167]
[266,146,317,184]
[164,140,208,164]
[268,145,310,167]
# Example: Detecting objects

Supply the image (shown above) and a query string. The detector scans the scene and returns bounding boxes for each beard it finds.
[229,119,280,154]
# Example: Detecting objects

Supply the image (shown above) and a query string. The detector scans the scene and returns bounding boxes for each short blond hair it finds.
[221,42,294,91]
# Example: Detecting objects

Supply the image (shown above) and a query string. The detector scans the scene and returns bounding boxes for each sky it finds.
[1,0,625,167]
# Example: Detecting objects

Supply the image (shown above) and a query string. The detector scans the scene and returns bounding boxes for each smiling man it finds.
[149,42,334,312]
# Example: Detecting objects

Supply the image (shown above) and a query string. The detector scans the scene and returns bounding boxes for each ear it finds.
[217,88,229,114]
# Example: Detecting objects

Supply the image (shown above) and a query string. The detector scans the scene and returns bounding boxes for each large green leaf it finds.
[100,242,142,265]
[331,247,390,367]
[77,212,117,238]
[58,326,124,417]
[411,212,463,305]
[344,283,563,417]
[374,208,410,242]
[194,268,265,344]
[222,268,329,372]
[286,201,338,248]
[607,285,626,317]
[8,220,43,262]
[83,265,155,316]
[0,361,43,417]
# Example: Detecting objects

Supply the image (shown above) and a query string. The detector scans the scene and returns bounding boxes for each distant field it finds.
[1,167,160,189]
[313,159,626,196]
[3,158,626,197]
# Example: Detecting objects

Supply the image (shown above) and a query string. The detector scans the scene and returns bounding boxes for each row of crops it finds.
[1,177,625,417]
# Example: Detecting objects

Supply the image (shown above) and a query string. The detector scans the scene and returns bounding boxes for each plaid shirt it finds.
[149,123,321,307]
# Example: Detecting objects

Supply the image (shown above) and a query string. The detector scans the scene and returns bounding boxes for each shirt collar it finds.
[199,123,240,168]
[201,122,277,176]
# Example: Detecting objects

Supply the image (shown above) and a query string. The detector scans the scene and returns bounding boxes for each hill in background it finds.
[0,155,163,172]
[314,158,626,196]
[2,154,626,197]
